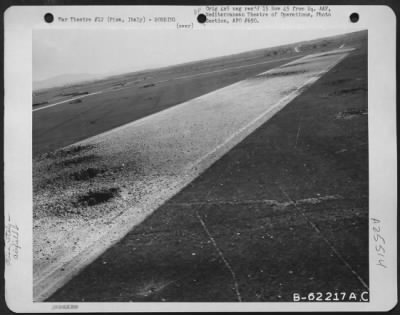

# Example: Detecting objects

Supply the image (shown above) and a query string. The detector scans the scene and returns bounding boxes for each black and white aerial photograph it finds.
[32,27,369,303]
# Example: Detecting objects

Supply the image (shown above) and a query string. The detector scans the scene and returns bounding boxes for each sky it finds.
[33,28,355,84]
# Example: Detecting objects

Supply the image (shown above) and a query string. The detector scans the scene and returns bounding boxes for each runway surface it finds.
[47,46,368,303]
[33,48,353,301]
[33,55,300,155]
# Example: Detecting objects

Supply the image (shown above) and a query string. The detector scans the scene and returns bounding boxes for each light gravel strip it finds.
[33,49,352,301]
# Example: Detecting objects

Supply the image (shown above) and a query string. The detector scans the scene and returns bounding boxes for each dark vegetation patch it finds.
[55,154,99,167]
[73,188,120,207]
[36,142,127,190]
[33,101,49,107]
[69,99,82,104]
[331,87,367,96]
[43,144,96,159]
[70,167,108,181]
[112,82,127,87]
[36,167,101,191]
[44,187,122,217]
[336,109,368,120]
[36,162,127,192]
[61,145,92,155]
[142,83,155,88]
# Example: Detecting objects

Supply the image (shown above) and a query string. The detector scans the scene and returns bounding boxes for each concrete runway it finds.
[33,48,353,301]
[33,56,302,155]
[47,46,368,303]
[76,49,352,176]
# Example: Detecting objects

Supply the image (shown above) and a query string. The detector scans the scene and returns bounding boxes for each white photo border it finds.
[4,5,397,312]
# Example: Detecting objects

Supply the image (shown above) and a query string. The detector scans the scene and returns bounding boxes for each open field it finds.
[33,30,368,301]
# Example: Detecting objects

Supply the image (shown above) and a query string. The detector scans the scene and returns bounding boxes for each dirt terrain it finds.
[38,32,368,302]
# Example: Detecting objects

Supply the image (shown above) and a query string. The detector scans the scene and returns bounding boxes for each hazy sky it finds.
[33,28,354,82]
